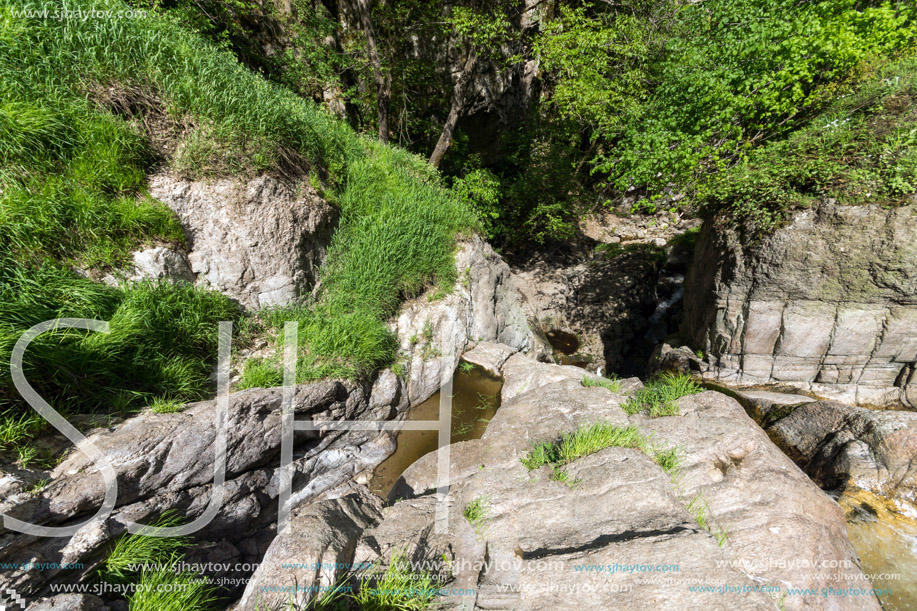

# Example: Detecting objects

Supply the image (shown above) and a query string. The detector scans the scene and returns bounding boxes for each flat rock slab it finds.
[462,342,517,377]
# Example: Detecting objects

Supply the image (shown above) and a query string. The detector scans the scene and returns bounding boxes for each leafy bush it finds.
[700,56,917,233]
[537,0,917,206]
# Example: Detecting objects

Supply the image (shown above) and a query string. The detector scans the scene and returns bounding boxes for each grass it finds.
[463,496,490,537]
[103,511,189,580]
[353,552,441,611]
[684,490,729,548]
[521,421,682,487]
[236,357,285,391]
[150,398,185,414]
[581,375,621,393]
[128,558,218,611]
[0,0,475,452]
[623,373,701,417]
[101,511,217,610]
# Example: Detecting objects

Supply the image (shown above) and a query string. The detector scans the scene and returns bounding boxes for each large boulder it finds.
[358,352,878,610]
[755,399,917,518]
[682,200,917,408]
[237,487,383,610]
[0,376,405,603]
[149,174,338,309]
[395,236,550,404]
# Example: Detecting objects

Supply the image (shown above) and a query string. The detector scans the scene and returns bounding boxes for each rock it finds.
[511,241,670,375]
[27,594,108,610]
[0,377,406,602]
[461,342,516,377]
[682,200,917,408]
[760,400,917,518]
[130,246,194,283]
[360,355,876,610]
[237,487,383,610]
[715,387,816,427]
[148,174,338,309]
[395,236,549,404]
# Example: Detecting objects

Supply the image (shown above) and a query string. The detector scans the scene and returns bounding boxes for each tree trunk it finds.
[429,52,477,168]
[354,0,390,142]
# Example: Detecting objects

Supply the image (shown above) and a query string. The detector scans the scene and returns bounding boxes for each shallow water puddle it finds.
[841,492,917,611]
[369,366,502,499]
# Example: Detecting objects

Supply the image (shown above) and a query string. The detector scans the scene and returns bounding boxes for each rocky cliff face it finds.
[682,200,917,408]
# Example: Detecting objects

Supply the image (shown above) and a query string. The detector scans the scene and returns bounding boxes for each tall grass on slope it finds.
[2,0,474,432]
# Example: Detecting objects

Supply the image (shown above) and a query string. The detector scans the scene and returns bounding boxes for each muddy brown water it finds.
[369,367,502,499]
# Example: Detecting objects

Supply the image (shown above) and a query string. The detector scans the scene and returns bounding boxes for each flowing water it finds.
[840,492,917,610]
[369,367,502,499]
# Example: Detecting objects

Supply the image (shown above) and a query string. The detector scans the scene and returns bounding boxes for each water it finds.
[840,492,917,610]
[369,367,502,499]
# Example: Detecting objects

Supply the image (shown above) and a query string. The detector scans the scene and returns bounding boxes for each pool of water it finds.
[369,366,502,499]
[840,491,917,610]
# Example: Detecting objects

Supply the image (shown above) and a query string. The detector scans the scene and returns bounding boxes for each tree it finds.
[428,4,517,167]
[350,0,392,142]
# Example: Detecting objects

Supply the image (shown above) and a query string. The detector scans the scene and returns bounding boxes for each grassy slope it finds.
[0,0,473,457]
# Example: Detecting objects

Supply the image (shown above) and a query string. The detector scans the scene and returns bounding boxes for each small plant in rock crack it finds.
[103,511,189,580]
[581,375,621,393]
[458,360,476,374]
[354,551,440,611]
[623,373,701,417]
[463,496,490,537]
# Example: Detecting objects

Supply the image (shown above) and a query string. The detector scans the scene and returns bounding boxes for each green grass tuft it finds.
[354,552,441,611]
[463,496,490,537]
[103,511,189,580]
[150,398,185,414]
[623,373,701,417]
[581,375,621,393]
[127,557,218,611]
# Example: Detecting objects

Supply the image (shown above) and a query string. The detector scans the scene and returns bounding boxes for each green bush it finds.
[700,56,917,233]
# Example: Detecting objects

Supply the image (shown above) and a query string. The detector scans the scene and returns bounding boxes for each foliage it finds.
[700,56,917,233]
[521,421,681,485]
[581,375,621,393]
[103,511,189,580]
[463,496,490,536]
[128,558,218,611]
[623,373,701,417]
[353,552,441,611]
[1,0,475,438]
[537,0,917,210]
